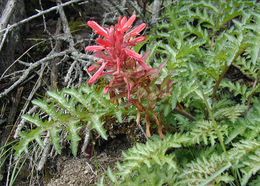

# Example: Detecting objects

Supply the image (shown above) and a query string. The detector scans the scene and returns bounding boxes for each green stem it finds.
[193,70,230,162]
[212,45,248,101]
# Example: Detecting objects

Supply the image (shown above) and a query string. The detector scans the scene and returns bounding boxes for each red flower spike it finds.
[121,16,127,27]
[116,58,121,74]
[86,15,169,140]
[87,65,98,73]
[124,48,142,59]
[118,16,121,27]
[122,14,136,32]
[88,62,107,85]
[85,45,104,52]
[128,36,146,46]
[87,21,107,37]
[125,23,146,38]
[96,38,111,47]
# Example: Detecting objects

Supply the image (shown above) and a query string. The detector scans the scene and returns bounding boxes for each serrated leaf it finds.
[114,109,123,123]
[22,114,43,127]
[50,126,62,154]
[107,167,117,183]
[90,114,107,140]
[32,99,60,121]
[164,104,171,117]
[66,119,81,157]
[14,127,46,159]
[47,90,76,115]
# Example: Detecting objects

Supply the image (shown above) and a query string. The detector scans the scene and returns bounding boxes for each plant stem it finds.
[244,72,259,119]
[193,70,230,162]
[212,46,248,101]
[173,108,196,121]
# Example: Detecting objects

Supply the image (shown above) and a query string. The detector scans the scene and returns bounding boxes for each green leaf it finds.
[90,114,107,140]
[14,127,46,158]
[65,119,81,157]
[32,99,61,121]
[22,114,43,127]
[49,126,62,154]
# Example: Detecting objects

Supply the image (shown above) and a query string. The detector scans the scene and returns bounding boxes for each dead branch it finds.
[151,0,161,25]
[1,40,47,78]
[0,0,16,31]
[37,132,51,171]
[0,0,17,50]
[0,49,72,98]
[0,0,82,48]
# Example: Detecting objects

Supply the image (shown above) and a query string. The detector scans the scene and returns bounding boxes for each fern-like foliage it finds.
[101,0,260,185]
[178,153,231,185]
[14,85,125,158]
[147,0,259,108]
[190,120,228,146]
[104,134,187,185]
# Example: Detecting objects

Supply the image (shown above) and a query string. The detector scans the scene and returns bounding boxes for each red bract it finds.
[85,14,150,92]
[86,15,171,140]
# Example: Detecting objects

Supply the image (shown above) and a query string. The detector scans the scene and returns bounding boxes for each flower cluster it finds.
[85,14,158,101]
[86,15,170,139]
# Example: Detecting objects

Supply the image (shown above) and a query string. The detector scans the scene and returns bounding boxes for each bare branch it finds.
[0,50,72,98]
[0,0,17,38]
[0,0,82,35]
[151,0,161,25]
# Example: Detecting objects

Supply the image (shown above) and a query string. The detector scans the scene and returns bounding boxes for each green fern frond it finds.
[212,98,235,111]
[14,84,125,158]
[178,153,231,185]
[226,98,260,144]
[214,104,247,123]
[240,149,260,186]
[65,119,81,157]
[220,80,251,103]
[190,120,228,146]
[229,140,260,163]
[14,125,48,156]
[249,173,260,186]
[107,134,190,184]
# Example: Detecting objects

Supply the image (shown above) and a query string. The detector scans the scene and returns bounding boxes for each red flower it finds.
[85,14,167,103]
[88,62,107,85]
[86,15,149,86]
[86,15,171,140]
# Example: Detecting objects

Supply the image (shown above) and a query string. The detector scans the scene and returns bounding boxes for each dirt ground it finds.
[45,135,132,186]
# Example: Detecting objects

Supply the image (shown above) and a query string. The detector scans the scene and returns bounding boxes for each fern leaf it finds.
[21,114,44,127]
[63,87,92,110]
[47,90,77,116]
[249,173,260,186]
[65,119,81,157]
[49,126,62,154]
[32,99,62,121]
[178,153,230,185]
[15,84,127,158]
[90,114,107,140]
[214,104,247,123]
[225,118,246,144]
[14,127,46,158]
[190,120,228,146]
[245,14,260,65]
[241,149,260,186]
